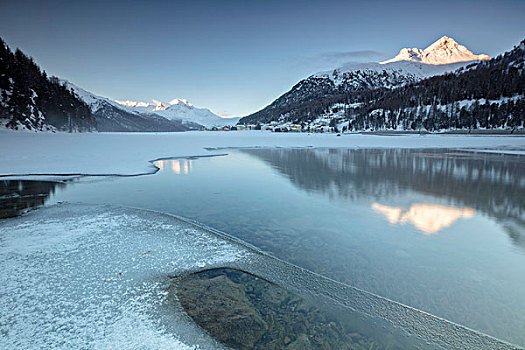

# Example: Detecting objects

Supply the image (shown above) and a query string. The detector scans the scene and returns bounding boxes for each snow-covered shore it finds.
[1,130,524,179]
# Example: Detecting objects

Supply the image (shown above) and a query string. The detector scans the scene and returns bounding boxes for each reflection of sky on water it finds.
[372,203,475,235]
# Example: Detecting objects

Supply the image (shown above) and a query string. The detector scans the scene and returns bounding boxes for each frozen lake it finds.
[2,147,525,348]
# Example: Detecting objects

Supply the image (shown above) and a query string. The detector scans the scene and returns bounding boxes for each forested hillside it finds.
[346,40,524,131]
[0,37,95,131]
[239,63,432,125]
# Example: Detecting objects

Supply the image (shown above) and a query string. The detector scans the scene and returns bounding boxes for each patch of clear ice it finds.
[0,204,248,349]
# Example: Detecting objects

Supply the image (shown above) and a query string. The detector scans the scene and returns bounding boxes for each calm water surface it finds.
[4,148,525,346]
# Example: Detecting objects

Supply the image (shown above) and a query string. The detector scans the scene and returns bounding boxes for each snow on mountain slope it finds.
[63,81,238,129]
[240,36,492,125]
[314,36,490,85]
[62,81,197,132]
[63,80,122,111]
[159,103,240,128]
[114,99,239,128]
[381,36,490,65]
[241,57,471,124]
[115,98,193,110]
[313,60,470,87]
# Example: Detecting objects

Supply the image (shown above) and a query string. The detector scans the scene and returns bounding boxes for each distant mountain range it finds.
[62,81,238,131]
[112,97,240,129]
[240,36,524,132]
[61,82,239,131]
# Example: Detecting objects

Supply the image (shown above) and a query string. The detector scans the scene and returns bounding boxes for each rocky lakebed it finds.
[170,268,392,350]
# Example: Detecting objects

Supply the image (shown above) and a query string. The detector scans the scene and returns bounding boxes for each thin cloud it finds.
[292,50,391,72]
[316,50,389,63]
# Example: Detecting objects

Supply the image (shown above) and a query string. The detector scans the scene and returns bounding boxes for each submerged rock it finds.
[176,274,267,348]
[172,268,380,349]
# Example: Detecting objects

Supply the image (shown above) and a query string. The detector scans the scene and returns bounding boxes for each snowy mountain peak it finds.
[169,98,192,106]
[381,36,490,65]
[115,98,193,111]
[149,99,170,111]
[426,36,460,51]
[113,97,238,128]
[114,100,152,108]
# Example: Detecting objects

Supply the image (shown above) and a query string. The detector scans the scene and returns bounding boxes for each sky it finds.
[0,0,524,117]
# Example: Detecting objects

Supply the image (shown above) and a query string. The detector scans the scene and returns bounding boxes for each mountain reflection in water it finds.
[372,203,475,234]
[241,148,525,246]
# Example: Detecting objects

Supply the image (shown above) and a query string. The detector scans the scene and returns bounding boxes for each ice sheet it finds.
[0,130,523,180]
[0,203,248,349]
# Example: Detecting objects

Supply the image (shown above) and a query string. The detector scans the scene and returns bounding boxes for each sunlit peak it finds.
[169,98,192,106]
[114,98,194,111]
[114,100,152,108]
[380,36,490,65]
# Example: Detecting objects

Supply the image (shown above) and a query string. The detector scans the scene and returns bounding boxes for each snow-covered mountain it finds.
[116,98,191,110]
[62,81,200,132]
[240,36,491,125]
[314,36,491,85]
[114,98,240,128]
[63,81,239,130]
[381,36,490,65]
[312,60,470,88]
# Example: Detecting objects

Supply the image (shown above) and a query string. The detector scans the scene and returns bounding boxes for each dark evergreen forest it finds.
[0,37,95,131]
